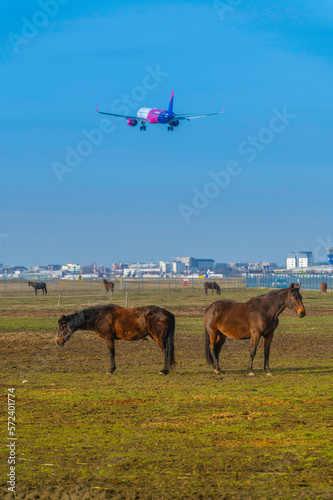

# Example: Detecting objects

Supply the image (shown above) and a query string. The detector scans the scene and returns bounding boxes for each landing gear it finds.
[168,126,174,131]
[140,122,146,131]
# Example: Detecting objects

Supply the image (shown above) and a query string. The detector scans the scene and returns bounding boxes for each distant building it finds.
[175,257,215,272]
[287,251,313,269]
[62,263,83,274]
[196,259,215,271]
[175,257,197,269]
[159,261,185,274]
[327,248,333,265]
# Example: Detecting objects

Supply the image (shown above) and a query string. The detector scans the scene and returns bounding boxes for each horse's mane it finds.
[254,288,287,299]
[66,305,113,331]
[66,310,88,331]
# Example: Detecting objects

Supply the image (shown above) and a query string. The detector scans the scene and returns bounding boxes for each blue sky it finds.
[1,0,332,266]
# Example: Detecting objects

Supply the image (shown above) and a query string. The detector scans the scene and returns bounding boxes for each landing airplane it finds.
[96,91,224,131]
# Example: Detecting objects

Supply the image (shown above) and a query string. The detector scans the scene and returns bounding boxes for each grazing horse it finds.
[56,304,175,375]
[204,283,306,376]
[321,282,327,294]
[204,281,221,295]
[28,281,47,296]
[103,279,114,294]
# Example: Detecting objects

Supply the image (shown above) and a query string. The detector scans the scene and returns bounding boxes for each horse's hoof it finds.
[213,369,221,374]
[266,371,273,377]
[248,371,255,377]
[159,370,168,375]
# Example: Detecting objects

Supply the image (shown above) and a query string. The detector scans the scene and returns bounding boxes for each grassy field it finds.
[0,288,332,499]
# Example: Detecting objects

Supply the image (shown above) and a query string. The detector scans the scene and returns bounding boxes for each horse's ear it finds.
[289,283,294,289]
[297,283,301,289]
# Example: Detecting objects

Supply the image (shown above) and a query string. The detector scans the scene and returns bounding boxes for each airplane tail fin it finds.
[167,91,174,114]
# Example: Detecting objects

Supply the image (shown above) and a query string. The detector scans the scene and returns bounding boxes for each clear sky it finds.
[1,0,332,266]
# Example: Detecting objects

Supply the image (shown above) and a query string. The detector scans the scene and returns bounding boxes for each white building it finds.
[159,261,186,274]
[287,252,313,269]
[62,263,83,274]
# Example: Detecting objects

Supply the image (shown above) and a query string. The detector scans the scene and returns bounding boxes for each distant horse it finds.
[204,281,221,295]
[321,282,327,294]
[204,283,306,376]
[28,281,47,296]
[103,279,114,294]
[57,304,175,375]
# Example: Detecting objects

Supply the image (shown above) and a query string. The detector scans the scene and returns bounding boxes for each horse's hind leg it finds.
[148,319,173,375]
[207,327,225,374]
[248,330,261,376]
[149,333,169,375]
[214,333,226,373]
[264,331,274,376]
[105,338,116,374]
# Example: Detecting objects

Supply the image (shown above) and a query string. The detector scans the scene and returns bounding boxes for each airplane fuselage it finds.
[97,91,223,131]
[137,107,175,124]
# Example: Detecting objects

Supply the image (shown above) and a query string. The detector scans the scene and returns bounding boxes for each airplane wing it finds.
[96,105,148,122]
[175,105,225,121]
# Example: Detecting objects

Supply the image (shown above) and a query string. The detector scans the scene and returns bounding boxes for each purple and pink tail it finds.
[167,91,174,114]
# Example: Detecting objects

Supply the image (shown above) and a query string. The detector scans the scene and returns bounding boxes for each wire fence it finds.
[246,273,333,291]
[0,276,247,296]
[1,274,330,296]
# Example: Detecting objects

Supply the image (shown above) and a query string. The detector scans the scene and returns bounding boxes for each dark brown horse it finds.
[204,281,221,295]
[204,284,306,376]
[103,279,114,294]
[321,282,327,294]
[56,304,175,375]
[28,281,47,295]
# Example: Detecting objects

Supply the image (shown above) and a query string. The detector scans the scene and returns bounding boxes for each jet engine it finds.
[169,120,180,127]
[127,118,138,127]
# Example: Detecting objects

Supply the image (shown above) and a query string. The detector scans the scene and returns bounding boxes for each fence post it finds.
[4,275,6,292]
[125,277,127,290]
[141,277,143,291]
[21,278,23,291]
[158,276,160,290]
[91,277,93,291]
[73,274,75,292]
[55,278,57,292]
[175,276,177,289]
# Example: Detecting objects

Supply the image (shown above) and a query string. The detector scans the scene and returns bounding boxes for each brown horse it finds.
[204,281,221,295]
[204,283,306,376]
[321,282,327,294]
[56,304,175,375]
[103,279,114,294]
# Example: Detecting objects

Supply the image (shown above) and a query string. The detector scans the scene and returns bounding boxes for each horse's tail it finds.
[165,313,176,370]
[205,326,214,365]
[45,284,47,295]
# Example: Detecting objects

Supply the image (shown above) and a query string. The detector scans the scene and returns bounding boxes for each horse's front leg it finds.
[248,330,261,376]
[105,338,116,374]
[264,330,274,376]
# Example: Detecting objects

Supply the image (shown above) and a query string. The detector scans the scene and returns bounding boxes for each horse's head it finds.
[56,315,74,347]
[285,283,306,318]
